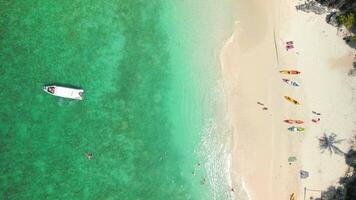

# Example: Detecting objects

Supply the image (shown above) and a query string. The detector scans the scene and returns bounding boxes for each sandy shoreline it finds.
[221,0,356,199]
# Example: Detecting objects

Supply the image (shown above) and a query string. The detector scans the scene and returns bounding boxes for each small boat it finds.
[284,119,304,124]
[282,78,300,86]
[288,126,305,132]
[43,85,84,100]
[284,96,300,105]
[279,70,301,75]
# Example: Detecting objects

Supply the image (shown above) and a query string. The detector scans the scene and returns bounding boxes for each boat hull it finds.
[43,85,84,100]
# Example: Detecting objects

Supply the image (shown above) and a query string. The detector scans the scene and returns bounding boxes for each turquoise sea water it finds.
[0,1,235,199]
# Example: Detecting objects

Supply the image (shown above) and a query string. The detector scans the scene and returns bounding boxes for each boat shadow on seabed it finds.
[57,97,78,106]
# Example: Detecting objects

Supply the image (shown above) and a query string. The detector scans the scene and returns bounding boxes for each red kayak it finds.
[284,119,304,124]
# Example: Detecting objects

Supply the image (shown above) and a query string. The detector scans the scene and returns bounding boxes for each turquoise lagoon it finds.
[0,0,235,199]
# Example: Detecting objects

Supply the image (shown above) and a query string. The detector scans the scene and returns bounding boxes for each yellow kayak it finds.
[280,70,301,75]
[290,193,296,200]
[284,96,300,105]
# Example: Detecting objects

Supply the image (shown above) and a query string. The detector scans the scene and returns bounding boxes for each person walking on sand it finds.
[312,111,321,115]
[312,118,320,123]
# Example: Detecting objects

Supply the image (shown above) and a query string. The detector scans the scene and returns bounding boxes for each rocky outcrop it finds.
[326,12,339,27]
[296,0,327,14]
[297,0,356,48]
[316,0,356,12]
[316,0,348,9]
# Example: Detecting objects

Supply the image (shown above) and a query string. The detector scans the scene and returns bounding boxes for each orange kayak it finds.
[284,119,304,124]
[284,96,300,105]
[280,70,301,75]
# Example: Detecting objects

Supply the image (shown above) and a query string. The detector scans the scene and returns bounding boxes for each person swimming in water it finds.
[86,152,93,160]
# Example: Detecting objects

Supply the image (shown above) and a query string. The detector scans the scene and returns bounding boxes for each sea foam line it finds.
[217,20,252,200]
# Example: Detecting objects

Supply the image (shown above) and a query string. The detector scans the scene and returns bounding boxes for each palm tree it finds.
[319,133,345,155]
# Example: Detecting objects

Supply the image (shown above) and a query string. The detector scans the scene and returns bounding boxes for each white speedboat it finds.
[43,85,84,100]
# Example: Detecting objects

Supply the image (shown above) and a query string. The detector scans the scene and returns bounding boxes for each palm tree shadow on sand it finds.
[319,132,345,156]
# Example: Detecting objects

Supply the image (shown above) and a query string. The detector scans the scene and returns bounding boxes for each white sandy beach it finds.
[221,0,356,199]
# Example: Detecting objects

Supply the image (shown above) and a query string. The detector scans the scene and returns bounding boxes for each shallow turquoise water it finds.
[0,0,234,199]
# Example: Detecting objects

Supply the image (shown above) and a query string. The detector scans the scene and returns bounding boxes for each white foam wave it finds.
[196,82,234,200]
[197,20,253,200]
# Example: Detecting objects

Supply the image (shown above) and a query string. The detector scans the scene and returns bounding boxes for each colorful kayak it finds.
[282,78,300,86]
[284,96,300,105]
[288,126,305,132]
[279,70,301,75]
[284,119,304,124]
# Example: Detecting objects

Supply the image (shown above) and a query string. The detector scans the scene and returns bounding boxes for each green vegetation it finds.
[315,149,356,200]
[352,35,356,42]
[315,134,356,199]
[316,0,356,48]
[338,12,355,30]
